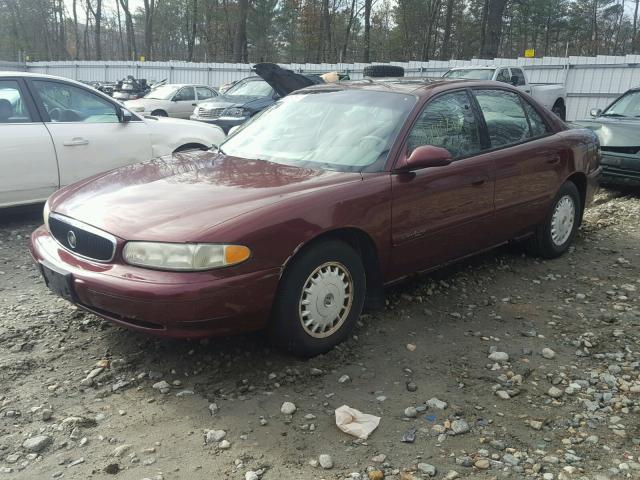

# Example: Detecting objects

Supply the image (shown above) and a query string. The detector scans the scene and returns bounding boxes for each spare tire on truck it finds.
[363,65,405,78]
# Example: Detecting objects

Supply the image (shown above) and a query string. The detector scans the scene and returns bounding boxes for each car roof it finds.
[296,77,513,98]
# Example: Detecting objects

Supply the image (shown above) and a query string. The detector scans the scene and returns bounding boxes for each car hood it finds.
[198,95,263,110]
[49,152,361,242]
[574,118,640,148]
[253,62,323,97]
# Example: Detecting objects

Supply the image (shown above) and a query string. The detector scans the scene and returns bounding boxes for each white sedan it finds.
[0,73,226,208]
[125,83,218,118]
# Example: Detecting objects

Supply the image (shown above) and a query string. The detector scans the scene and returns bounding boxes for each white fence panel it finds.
[22,56,640,120]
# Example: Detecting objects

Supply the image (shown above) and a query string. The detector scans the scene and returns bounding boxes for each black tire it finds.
[269,240,366,357]
[151,110,168,117]
[363,64,405,78]
[526,181,581,259]
[551,101,566,121]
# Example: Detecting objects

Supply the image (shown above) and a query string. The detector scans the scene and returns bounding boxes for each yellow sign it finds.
[524,49,535,58]
[139,56,146,62]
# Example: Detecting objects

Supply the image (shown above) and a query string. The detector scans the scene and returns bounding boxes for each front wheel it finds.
[269,240,366,357]
[526,181,581,258]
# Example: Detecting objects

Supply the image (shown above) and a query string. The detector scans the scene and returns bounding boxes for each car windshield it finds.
[144,85,179,100]
[220,89,416,172]
[225,79,273,97]
[603,90,640,117]
[443,69,495,80]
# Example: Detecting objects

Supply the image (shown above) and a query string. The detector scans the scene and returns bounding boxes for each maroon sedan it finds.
[30,79,601,356]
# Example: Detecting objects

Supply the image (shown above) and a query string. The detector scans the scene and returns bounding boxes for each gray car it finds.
[574,88,640,187]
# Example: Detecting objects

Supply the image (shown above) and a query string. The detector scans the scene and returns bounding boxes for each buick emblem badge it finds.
[67,230,77,249]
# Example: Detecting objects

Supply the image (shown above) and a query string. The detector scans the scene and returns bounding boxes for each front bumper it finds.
[189,115,248,133]
[30,226,281,338]
[600,154,640,187]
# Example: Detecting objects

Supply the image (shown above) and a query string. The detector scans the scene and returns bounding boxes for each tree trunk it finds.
[115,0,125,59]
[233,0,248,62]
[187,0,198,61]
[592,0,598,55]
[480,0,507,58]
[118,0,137,59]
[479,0,489,58]
[363,0,372,62]
[340,0,357,61]
[320,0,331,61]
[143,0,155,60]
[633,0,639,52]
[440,0,454,60]
[87,0,103,60]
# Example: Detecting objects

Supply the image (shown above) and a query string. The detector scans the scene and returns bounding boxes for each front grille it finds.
[197,107,225,119]
[49,214,116,262]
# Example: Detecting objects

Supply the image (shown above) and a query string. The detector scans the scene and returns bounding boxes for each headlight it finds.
[43,199,51,230]
[123,242,251,271]
[223,107,250,118]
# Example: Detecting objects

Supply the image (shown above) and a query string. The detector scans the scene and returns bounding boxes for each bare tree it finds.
[86,0,103,60]
[233,0,249,61]
[480,0,507,58]
[363,0,372,61]
[118,0,137,59]
[143,0,156,59]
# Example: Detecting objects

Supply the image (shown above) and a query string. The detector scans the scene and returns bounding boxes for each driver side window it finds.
[32,80,119,123]
[407,91,481,160]
[175,87,195,101]
[496,69,510,83]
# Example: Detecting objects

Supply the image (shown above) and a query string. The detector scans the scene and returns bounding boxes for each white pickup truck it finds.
[443,66,567,120]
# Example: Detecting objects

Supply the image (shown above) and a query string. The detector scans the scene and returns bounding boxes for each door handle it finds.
[547,155,561,165]
[470,177,487,186]
[63,137,89,146]
[192,103,197,106]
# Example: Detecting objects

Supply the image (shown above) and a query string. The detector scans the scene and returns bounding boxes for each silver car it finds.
[125,84,217,119]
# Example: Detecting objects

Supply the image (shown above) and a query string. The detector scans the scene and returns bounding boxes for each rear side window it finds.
[510,68,526,86]
[0,80,32,123]
[522,100,550,137]
[475,89,529,147]
[407,91,481,160]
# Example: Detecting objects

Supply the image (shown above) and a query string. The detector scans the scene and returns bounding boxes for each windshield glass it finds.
[443,69,495,80]
[603,90,640,117]
[221,89,416,172]
[225,79,273,97]
[144,85,179,100]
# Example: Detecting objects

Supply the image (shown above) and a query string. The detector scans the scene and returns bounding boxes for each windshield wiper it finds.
[601,112,627,117]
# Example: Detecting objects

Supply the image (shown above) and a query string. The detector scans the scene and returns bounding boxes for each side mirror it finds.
[118,107,133,123]
[396,145,453,172]
[590,108,602,117]
[510,75,519,86]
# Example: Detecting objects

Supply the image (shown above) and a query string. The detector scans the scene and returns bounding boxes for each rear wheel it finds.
[269,240,366,357]
[526,181,581,258]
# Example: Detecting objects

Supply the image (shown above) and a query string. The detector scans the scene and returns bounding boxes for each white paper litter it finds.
[335,405,381,440]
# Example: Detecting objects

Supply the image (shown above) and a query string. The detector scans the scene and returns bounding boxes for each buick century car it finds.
[575,87,640,187]
[31,79,601,357]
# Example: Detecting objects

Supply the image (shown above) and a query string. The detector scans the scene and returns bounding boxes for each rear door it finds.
[27,78,152,187]
[472,88,562,242]
[390,89,496,278]
[0,78,58,207]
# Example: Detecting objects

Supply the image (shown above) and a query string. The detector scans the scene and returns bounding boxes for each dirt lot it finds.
[1,189,640,480]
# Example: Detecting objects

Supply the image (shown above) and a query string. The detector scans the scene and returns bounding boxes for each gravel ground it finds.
[1,189,640,480]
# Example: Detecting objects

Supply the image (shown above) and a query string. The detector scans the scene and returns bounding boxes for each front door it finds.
[0,78,58,207]
[390,90,496,278]
[170,86,197,118]
[27,79,152,187]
